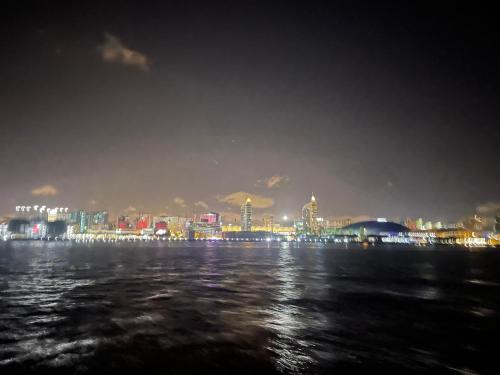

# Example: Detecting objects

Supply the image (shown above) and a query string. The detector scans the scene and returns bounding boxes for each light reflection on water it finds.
[1,241,500,373]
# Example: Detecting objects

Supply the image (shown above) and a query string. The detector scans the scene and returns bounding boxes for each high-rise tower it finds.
[241,197,252,231]
[302,193,319,235]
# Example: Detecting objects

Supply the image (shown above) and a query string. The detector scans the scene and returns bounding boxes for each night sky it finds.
[1,1,499,221]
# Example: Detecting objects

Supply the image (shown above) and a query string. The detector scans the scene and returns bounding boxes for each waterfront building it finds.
[200,212,220,224]
[328,217,353,229]
[154,221,168,236]
[158,216,189,237]
[79,210,93,233]
[136,213,151,230]
[404,218,417,231]
[262,215,275,233]
[68,211,80,225]
[117,215,132,230]
[241,197,252,231]
[0,221,8,239]
[464,215,484,231]
[302,194,319,235]
[416,218,424,230]
[341,221,409,238]
[93,211,109,226]
[221,224,241,232]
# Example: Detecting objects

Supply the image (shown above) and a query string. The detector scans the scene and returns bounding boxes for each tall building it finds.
[416,218,424,230]
[404,217,417,231]
[93,211,109,226]
[263,214,275,232]
[68,211,80,225]
[495,213,500,233]
[79,210,93,233]
[117,215,132,229]
[302,194,319,235]
[136,213,151,230]
[240,197,252,231]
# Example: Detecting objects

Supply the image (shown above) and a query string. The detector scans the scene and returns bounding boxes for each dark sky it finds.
[1,1,499,221]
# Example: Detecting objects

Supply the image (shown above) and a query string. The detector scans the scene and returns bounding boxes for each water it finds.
[1,241,499,374]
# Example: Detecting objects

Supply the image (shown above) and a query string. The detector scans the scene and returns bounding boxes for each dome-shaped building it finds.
[341,220,409,236]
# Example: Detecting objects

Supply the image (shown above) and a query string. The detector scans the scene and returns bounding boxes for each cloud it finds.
[31,184,58,196]
[217,192,274,209]
[124,206,137,214]
[98,33,150,71]
[195,201,209,209]
[173,197,187,207]
[256,175,289,189]
[476,202,500,216]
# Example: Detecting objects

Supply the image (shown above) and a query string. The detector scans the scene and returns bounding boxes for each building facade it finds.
[302,194,319,235]
[240,197,252,231]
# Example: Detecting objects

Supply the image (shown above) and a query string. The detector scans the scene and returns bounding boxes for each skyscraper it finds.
[93,211,109,226]
[240,197,252,231]
[79,210,92,233]
[302,194,319,235]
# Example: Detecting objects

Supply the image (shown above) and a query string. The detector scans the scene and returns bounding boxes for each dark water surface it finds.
[1,242,499,374]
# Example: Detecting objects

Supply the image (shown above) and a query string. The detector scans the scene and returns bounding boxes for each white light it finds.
[283,215,288,221]
[15,206,20,212]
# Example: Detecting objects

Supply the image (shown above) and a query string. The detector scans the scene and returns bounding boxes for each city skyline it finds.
[1,2,499,221]
[2,3,500,374]
[4,188,500,225]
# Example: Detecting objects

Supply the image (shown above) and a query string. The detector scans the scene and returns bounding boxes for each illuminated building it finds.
[154,221,168,235]
[117,215,132,229]
[262,215,274,233]
[328,217,352,229]
[342,221,409,237]
[93,211,109,226]
[404,218,417,230]
[136,213,151,230]
[200,212,219,224]
[302,193,319,235]
[416,218,424,230]
[79,210,93,233]
[464,215,484,231]
[495,213,500,233]
[220,224,294,235]
[0,221,8,239]
[47,208,59,222]
[221,224,241,232]
[68,211,80,224]
[157,216,189,237]
[240,197,252,231]
[294,218,304,233]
